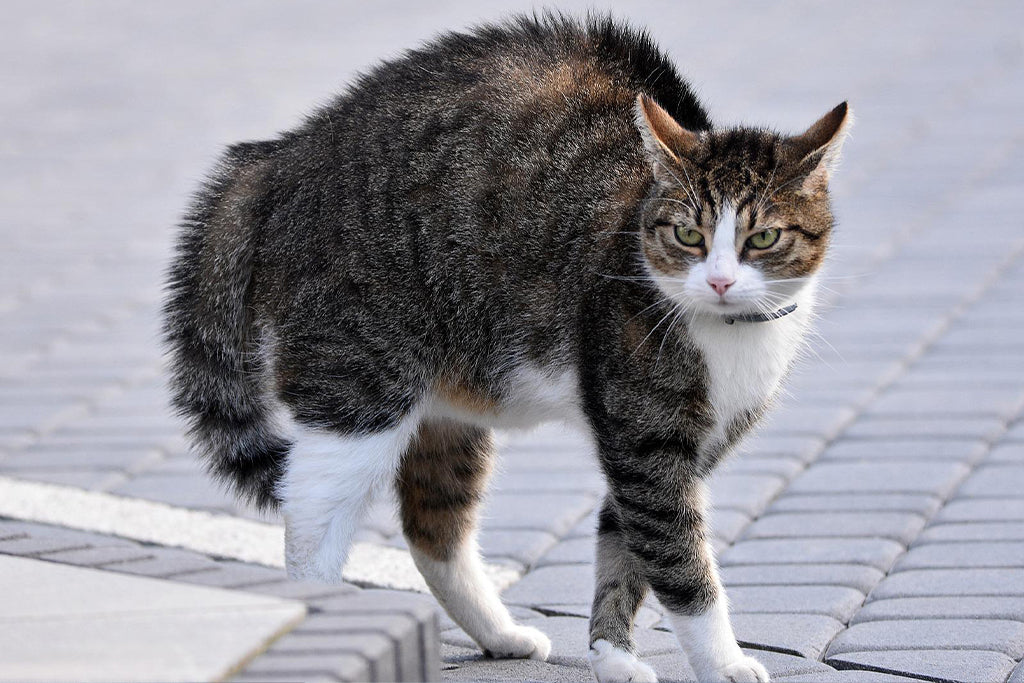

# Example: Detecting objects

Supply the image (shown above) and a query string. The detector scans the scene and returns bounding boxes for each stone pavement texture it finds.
[2,1,1024,682]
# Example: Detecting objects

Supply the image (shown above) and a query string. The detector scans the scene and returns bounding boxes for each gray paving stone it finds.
[1007,421,1024,441]
[7,468,125,489]
[534,537,594,567]
[742,512,926,544]
[737,435,826,464]
[865,388,1024,419]
[177,561,287,588]
[441,655,592,682]
[842,416,1006,440]
[479,529,558,568]
[315,588,439,624]
[706,473,788,516]
[917,521,1024,544]
[721,563,885,593]
[0,521,135,549]
[296,610,423,679]
[779,671,920,682]
[241,653,371,682]
[1,553,309,683]
[484,492,598,536]
[991,443,1024,462]
[490,469,604,494]
[820,438,988,462]
[709,508,754,544]
[826,649,1017,683]
[110,472,234,509]
[437,605,544,632]
[269,634,397,681]
[646,647,835,683]
[935,498,1024,522]
[768,493,942,516]
[502,565,593,607]
[954,464,1024,498]
[893,541,1024,570]
[726,585,864,621]
[248,580,357,601]
[784,462,969,497]
[37,545,155,567]
[933,325,1024,351]
[718,455,805,479]
[758,405,856,440]
[0,445,159,470]
[869,568,1024,599]
[827,619,1024,658]
[0,535,92,557]
[731,613,845,659]
[442,617,677,669]
[105,547,221,578]
[303,590,439,681]
[721,538,905,571]
[852,597,1024,624]
[290,613,427,682]
[1010,658,1024,683]
[532,603,663,629]
[235,673,341,683]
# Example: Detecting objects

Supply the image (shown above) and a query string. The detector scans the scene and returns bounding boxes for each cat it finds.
[163,14,849,683]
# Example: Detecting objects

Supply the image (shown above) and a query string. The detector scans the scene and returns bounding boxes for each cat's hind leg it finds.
[398,419,551,660]
[279,414,421,583]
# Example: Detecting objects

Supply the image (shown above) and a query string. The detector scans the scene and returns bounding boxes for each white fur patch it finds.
[427,365,585,431]
[278,413,421,582]
[667,595,768,682]
[706,205,740,286]
[412,539,551,660]
[688,282,816,455]
[589,639,658,682]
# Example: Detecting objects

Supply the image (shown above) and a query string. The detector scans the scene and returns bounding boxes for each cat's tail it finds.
[162,141,289,511]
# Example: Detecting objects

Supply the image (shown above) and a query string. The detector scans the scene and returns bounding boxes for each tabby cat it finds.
[164,14,849,683]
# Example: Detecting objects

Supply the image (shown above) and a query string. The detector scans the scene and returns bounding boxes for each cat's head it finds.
[633,94,851,320]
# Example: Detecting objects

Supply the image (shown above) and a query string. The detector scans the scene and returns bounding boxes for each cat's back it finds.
[246,16,708,341]
[312,14,708,138]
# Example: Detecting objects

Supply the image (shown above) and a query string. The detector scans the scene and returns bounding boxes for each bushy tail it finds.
[162,141,288,510]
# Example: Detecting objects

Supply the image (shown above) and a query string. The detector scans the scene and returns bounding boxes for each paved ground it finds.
[3,1,1024,681]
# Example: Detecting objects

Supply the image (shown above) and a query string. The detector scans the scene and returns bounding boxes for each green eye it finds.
[674,226,705,247]
[747,228,781,249]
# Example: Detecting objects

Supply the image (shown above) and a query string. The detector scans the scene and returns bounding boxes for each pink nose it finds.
[707,276,735,296]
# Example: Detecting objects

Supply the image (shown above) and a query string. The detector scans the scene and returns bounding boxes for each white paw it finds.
[716,654,770,682]
[482,624,551,661]
[589,639,658,683]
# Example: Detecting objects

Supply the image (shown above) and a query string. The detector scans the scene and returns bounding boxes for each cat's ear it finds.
[786,102,853,194]
[634,94,700,178]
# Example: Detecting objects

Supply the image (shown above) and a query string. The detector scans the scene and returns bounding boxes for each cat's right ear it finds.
[634,94,700,179]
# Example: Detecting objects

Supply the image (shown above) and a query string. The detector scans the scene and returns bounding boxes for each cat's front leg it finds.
[588,497,658,682]
[596,450,768,683]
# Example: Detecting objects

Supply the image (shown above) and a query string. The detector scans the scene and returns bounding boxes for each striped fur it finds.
[162,13,849,680]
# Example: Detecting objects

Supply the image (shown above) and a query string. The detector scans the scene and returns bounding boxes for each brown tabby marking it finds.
[397,419,493,561]
[434,373,501,416]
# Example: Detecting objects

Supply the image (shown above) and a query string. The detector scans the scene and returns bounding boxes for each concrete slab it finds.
[0,555,306,682]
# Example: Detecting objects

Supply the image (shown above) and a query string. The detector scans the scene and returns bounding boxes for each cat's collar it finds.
[723,303,798,325]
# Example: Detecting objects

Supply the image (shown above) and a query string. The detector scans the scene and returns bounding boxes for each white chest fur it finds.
[686,289,816,454]
[427,365,586,431]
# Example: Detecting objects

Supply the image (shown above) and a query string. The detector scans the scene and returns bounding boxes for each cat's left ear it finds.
[786,102,853,194]
[634,94,701,180]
